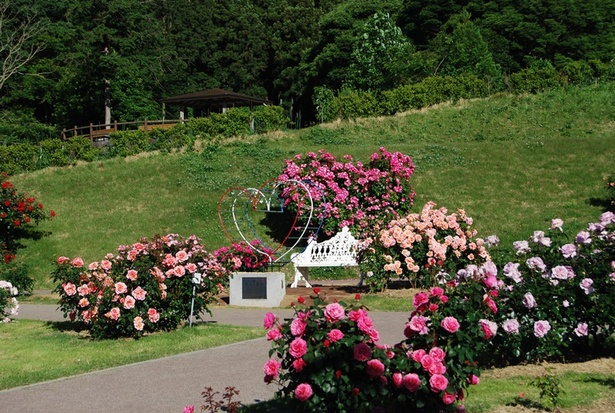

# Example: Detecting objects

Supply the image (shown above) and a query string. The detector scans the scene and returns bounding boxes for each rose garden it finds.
[1,147,614,412]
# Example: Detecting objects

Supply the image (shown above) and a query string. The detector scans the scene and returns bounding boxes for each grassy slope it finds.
[11,83,615,288]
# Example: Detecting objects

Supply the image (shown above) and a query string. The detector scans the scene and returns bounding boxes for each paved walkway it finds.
[1,302,410,412]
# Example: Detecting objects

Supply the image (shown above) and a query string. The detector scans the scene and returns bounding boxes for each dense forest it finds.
[0,0,613,136]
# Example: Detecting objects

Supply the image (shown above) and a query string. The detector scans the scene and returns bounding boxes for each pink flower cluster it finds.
[213,240,275,272]
[278,148,415,238]
[367,202,490,288]
[53,234,229,339]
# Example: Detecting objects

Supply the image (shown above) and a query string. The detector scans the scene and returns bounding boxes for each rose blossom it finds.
[551,218,564,231]
[123,295,136,310]
[392,372,403,388]
[576,231,591,244]
[147,308,160,323]
[183,406,195,413]
[479,319,497,339]
[266,329,283,341]
[406,315,430,335]
[294,383,313,402]
[443,392,457,405]
[513,240,530,254]
[503,262,523,283]
[114,282,128,295]
[263,312,276,329]
[289,337,308,358]
[532,231,551,247]
[105,307,120,320]
[502,318,520,334]
[71,257,84,268]
[366,359,385,378]
[574,322,588,337]
[410,349,426,363]
[263,358,281,378]
[468,374,480,385]
[290,318,307,336]
[78,297,89,308]
[132,286,147,300]
[133,316,144,331]
[484,296,498,313]
[353,342,372,362]
[441,316,460,333]
[327,329,344,342]
[413,291,429,309]
[402,373,421,392]
[522,292,537,309]
[126,270,138,281]
[429,347,446,362]
[534,320,551,338]
[580,278,594,295]
[63,283,77,296]
[292,358,306,372]
[324,302,345,322]
[429,374,449,392]
[100,260,112,271]
[526,257,546,272]
[559,243,577,258]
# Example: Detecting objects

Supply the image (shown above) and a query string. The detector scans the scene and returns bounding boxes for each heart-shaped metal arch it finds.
[217,179,326,263]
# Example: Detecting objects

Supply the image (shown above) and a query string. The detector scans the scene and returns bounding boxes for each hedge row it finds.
[318,59,615,122]
[0,106,289,175]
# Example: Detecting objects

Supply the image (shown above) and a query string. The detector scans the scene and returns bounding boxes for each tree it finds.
[346,12,416,91]
[0,1,45,93]
[429,10,501,86]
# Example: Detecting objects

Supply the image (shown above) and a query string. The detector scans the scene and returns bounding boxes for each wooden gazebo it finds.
[160,88,272,116]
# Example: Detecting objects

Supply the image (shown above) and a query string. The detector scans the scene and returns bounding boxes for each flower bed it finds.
[0,280,19,322]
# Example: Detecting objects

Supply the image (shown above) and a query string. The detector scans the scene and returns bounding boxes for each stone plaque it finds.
[242,277,268,299]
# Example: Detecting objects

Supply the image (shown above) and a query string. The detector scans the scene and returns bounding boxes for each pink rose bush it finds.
[263,281,497,412]
[213,240,275,272]
[277,148,415,239]
[359,202,491,291]
[493,212,615,362]
[52,234,229,339]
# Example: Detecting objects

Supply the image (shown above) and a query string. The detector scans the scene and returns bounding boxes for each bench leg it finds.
[291,266,312,288]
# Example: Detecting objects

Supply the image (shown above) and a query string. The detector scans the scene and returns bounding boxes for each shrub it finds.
[51,233,229,339]
[252,105,289,133]
[508,60,563,94]
[0,279,19,322]
[277,148,415,240]
[0,172,55,264]
[0,261,34,296]
[213,240,275,272]
[0,143,38,174]
[492,213,615,363]
[328,89,381,121]
[108,130,151,157]
[359,202,491,292]
[263,271,499,413]
[150,123,194,153]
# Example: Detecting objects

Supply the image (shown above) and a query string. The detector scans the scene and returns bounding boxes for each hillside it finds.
[11,83,615,288]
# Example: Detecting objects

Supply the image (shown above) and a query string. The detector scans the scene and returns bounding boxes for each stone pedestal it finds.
[229,272,286,307]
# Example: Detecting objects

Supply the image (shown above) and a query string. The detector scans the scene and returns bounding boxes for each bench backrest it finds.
[296,227,358,265]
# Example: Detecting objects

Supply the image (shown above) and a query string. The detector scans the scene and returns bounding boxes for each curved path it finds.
[2,303,410,413]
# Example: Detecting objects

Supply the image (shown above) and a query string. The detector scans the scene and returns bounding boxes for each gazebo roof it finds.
[160,88,272,110]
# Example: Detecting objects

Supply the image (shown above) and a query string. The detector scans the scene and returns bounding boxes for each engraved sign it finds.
[242,277,268,299]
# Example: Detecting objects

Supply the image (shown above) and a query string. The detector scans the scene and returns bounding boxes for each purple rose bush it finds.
[52,234,229,339]
[492,212,615,362]
[358,202,491,292]
[277,147,415,239]
[263,266,501,413]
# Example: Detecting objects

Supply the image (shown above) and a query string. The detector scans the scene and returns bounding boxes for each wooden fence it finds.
[61,119,184,144]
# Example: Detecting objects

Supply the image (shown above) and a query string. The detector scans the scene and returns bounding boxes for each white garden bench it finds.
[290,227,361,288]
